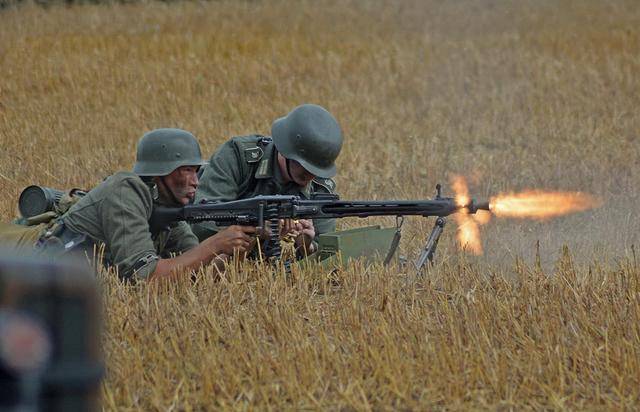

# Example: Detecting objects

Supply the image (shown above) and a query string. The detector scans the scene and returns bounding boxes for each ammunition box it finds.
[316,225,396,265]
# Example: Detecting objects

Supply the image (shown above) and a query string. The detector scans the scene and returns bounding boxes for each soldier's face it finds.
[287,159,315,187]
[277,153,315,187]
[163,166,199,205]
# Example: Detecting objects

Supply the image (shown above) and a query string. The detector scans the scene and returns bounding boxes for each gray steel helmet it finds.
[133,128,206,176]
[271,104,343,178]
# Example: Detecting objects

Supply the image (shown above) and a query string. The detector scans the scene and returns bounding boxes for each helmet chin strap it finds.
[158,176,183,207]
[285,158,295,183]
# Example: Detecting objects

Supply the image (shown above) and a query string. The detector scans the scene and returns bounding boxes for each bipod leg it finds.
[383,216,404,266]
[415,217,446,276]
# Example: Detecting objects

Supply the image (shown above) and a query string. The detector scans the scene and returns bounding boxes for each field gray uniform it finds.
[61,171,198,280]
[191,135,337,242]
[0,129,206,281]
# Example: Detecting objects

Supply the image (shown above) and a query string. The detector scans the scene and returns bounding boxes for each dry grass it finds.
[1,0,639,409]
[99,252,640,410]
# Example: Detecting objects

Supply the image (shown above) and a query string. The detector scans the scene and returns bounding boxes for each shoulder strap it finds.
[236,135,272,165]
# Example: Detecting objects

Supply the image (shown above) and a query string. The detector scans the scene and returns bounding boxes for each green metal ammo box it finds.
[316,225,397,265]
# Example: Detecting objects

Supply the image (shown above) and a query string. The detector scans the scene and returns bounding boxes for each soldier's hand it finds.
[209,225,257,255]
[278,219,298,238]
[257,223,272,241]
[294,219,316,253]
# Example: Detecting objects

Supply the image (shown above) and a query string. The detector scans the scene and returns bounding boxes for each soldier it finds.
[192,104,343,257]
[0,128,256,281]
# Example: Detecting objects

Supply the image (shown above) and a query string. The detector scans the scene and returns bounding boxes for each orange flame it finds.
[449,175,602,256]
[473,209,492,225]
[451,175,486,255]
[455,214,484,255]
[490,191,602,219]
[452,175,470,207]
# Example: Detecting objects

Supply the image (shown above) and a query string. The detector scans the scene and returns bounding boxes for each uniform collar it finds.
[144,181,160,202]
[147,180,183,207]
[254,140,275,179]
[299,182,312,198]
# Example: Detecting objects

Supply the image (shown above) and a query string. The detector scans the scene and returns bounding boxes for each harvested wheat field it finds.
[1,0,640,409]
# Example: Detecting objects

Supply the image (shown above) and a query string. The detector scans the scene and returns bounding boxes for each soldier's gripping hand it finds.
[278,219,315,253]
[293,219,316,254]
[207,225,257,255]
[279,218,297,238]
[278,219,313,237]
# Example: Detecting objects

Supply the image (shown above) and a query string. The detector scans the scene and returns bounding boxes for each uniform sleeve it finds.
[99,178,158,280]
[192,141,246,240]
[163,222,199,256]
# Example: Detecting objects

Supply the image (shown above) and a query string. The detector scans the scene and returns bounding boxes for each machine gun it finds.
[150,185,490,272]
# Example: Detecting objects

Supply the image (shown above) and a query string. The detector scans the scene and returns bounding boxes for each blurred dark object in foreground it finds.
[0,251,102,411]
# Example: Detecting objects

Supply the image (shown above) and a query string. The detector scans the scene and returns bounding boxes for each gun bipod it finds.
[415,216,447,275]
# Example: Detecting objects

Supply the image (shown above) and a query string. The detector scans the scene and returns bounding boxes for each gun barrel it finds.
[475,201,491,212]
[465,200,491,214]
